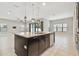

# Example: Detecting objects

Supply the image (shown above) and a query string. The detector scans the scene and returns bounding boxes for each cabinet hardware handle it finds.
[24,45,27,50]
[33,37,38,39]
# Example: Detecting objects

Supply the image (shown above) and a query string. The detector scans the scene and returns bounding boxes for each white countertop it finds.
[15,32,53,38]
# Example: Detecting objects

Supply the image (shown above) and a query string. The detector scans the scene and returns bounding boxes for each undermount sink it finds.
[35,32,43,34]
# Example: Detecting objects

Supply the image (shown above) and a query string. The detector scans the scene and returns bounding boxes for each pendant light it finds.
[24,2,27,32]
[24,3,27,20]
[31,3,35,22]
[37,4,40,20]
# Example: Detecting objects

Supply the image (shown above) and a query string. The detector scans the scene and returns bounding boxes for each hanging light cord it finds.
[24,3,27,32]
[24,3,27,19]
[37,5,40,19]
[32,3,35,19]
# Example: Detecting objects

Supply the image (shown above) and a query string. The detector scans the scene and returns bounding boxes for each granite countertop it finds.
[15,32,53,38]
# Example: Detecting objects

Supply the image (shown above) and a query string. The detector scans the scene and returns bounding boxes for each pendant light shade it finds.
[24,2,27,20]
[31,3,35,20]
[24,16,27,19]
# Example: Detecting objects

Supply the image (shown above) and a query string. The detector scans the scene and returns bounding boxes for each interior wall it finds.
[73,3,78,46]
[0,18,23,54]
[49,17,73,37]
[73,3,78,41]
[0,18,23,33]
[43,19,50,32]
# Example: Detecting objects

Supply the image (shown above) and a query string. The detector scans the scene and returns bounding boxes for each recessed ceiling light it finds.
[8,11,10,15]
[42,2,46,6]
[14,4,20,8]
[8,10,11,15]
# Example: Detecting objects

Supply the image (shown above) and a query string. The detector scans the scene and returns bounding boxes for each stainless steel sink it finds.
[35,32,43,34]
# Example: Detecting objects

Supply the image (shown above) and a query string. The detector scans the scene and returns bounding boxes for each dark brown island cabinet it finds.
[14,32,54,56]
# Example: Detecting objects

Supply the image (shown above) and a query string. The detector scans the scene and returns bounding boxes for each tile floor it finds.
[0,32,79,56]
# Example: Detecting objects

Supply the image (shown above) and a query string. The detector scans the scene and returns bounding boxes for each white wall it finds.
[73,3,78,46]
[73,3,78,41]
[43,19,50,32]
[0,18,23,55]
[49,17,73,37]
[0,18,23,33]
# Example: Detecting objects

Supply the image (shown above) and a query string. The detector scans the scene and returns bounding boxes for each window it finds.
[53,24,57,32]
[53,23,67,32]
[63,24,67,31]
[57,24,62,31]
[0,24,7,32]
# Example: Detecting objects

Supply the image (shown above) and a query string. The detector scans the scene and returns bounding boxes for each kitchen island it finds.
[14,32,54,56]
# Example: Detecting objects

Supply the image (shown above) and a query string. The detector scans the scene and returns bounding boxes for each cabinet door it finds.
[15,35,28,56]
[28,37,39,56]
[78,3,79,28]
[45,34,50,49]
[38,35,46,55]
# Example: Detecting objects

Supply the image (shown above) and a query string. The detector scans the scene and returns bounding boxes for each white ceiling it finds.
[0,2,75,20]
